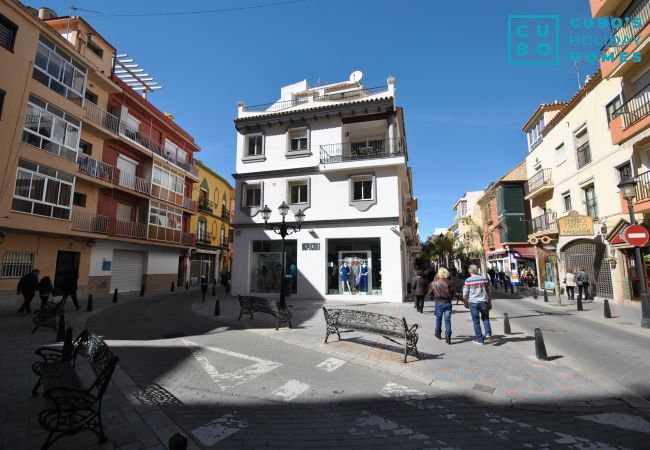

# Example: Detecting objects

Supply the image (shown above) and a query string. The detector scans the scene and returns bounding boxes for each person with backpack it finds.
[429,267,454,344]
[17,269,39,315]
[411,269,428,313]
[576,267,590,301]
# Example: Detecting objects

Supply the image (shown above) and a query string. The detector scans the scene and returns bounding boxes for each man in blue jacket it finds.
[462,265,493,345]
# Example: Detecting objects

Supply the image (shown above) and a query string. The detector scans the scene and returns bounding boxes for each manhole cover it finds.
[473,384,495,394]
[161,332,185,339]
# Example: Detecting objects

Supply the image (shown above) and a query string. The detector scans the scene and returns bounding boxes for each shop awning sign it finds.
[622,225,650,247]
[557,211,593,236]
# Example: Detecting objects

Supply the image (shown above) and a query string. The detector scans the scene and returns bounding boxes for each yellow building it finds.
[188,160,234,284]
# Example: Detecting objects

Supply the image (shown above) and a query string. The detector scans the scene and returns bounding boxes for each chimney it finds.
[38,7,57,20]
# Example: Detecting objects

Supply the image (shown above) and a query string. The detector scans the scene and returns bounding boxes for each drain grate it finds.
[161,332,185,339]
[473,384,496,394]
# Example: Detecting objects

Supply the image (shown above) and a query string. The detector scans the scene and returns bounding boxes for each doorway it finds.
[54,251,80,294]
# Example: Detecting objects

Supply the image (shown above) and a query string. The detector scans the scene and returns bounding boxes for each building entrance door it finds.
[562,239,613,298]
[54,251,80,294]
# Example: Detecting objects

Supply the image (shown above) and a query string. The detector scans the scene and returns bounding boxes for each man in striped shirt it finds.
[462,265,493,345]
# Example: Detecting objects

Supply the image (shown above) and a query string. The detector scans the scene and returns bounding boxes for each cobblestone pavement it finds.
[2,289,650,449]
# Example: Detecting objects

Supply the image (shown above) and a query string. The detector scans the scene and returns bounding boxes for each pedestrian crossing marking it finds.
[272,379,310,402]
[191,412,247,446]
[315,357,346,372]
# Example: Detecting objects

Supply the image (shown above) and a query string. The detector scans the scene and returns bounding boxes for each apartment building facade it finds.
[0,1,199,298]
[448,191,483,273]
[189,160,234,284]
[231,75,418,302]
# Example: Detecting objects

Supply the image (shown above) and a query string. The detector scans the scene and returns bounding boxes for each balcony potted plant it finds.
[604,255,617,269]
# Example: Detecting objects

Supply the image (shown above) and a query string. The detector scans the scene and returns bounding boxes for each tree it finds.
[460,216,488,275]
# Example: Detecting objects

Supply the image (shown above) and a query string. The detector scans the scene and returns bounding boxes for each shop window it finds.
[250,240,297,294]
[327,238,381,295]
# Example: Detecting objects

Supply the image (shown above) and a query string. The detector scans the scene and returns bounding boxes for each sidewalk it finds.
[192,293,650,414]
[0,290,198,450]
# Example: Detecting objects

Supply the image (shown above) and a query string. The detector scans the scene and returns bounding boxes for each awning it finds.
[511,247,536,259]
[487,249,506,257]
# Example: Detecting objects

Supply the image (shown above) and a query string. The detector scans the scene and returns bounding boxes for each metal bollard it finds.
[168,432,188,450]
[534,328,548,361]
[214,298,221,316]
[532,287,538,299]
[63,327,73,360]
[86,294,93,312]
[543,289,548,302]
[56,314,66,342]
[503,313,512,335]
[604,299,612,318]
[171,281,175,292]
[140,284,145,297]
[577,296,583,311]
[113,288,118,303]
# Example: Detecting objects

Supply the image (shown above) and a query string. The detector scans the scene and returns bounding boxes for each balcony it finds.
[625,170,650,214]
[71,209,109,234]
[576,142,592,169]
[610,83,650,144]
[78,154,115,183]
[221,208,231,221]
[524,168,553,199]
[320,137,405,164]
[529,211,557,235]
[599,0,650,77]
[197,232,213,245]
[199,197,214,213]
[220,238,229,247]
[182,197,196,211]
[82,101,199,178]
[117,171,150,195]
[113,220,147,240]
[181,231,195,246]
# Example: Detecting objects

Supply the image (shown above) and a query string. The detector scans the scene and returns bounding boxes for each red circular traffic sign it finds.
[622,225,650,247]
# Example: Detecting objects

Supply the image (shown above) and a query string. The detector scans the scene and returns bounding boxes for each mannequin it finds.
[358,261,369,294]
[351,257,361,294]
[339,261,351,294]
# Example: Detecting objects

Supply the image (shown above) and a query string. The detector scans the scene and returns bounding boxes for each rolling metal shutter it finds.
[110,250,144,292]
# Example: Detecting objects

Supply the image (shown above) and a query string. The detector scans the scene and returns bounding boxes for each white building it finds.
[231,74,418,302]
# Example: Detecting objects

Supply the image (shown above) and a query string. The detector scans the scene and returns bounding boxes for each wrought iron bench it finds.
[237,295,293,330]
[31,299,65,334]
[31,330,119,449]
[322,307,419,363]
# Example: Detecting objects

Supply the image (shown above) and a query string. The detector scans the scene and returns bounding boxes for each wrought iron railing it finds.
[197,232,212,244]
[113,220,147,239]
[181,231,195,246]
[612,83,650,128]
[199,197,214,212]
[182,197,196,211]
[117,171,150,195]
[314,86,389,102]
[243,96,311,113]
[530,211,557,234]
[600,0,650,57]
[221,208,231,221]
[576,142,592,169]
[221,238,229,247]
[78,154,115,183]
[71,209,109,234]
[635,169,650,201]
[83,101,120,134]
[320,137,405,164]
[524,168,552,194]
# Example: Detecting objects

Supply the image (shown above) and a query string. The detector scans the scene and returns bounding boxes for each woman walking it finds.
[564,268,577,300]
[429,267,454,344]
[411,269,428,313]
[38,276,54,310]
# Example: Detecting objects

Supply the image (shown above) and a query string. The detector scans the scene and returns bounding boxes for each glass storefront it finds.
[327,238,381,295]
[250,240,297,294]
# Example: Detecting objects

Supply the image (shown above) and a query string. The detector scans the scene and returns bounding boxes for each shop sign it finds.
[302,243,320,251]
[558,211,593,236]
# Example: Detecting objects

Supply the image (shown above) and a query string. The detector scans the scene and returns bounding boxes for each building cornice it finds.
[234,216,399,228]
[233,166,321,180]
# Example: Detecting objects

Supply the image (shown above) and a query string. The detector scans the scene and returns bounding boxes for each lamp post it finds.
[617,178,650,328]
[260,202,305,309]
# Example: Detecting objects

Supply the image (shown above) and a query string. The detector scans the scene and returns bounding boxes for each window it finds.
[12,159,74,220]
[1,251,33,278]
[617,162,632,181]
[22,95,81,161]
[554,143,566,165]
[32,36,87,106]
[152,166,184,194]
[149,201,183,230]
[527,117,545,150]
[79,140,92,155]
[198,220,207,242]
[72,192,86,207]
[584,185,598,219]
[352,179,373,201]
[606,96,622,123]
[575,128,591,169]
[164,139,179,162]
[0,14,18,52]
[289,181,308,204]
[562,192,572,211]
[244,184,262,207]
[84,89,98,105]
[288,128,308,152]
[0,89,4,120]
[86,38,103,57]
[247,135,263,156]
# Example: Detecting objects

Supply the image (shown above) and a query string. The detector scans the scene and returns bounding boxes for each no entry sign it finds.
[622,225,650,247]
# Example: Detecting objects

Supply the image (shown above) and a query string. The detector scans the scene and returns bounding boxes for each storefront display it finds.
[328,238,381,295]
[250,240,297,294]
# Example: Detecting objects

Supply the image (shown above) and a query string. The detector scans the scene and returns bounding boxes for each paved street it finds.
[2,289,650,449]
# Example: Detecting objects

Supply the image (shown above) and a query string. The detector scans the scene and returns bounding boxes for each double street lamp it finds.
[260,202,305,309]
[617,178,650,328]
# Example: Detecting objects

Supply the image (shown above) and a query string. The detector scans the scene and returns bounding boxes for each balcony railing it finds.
[71,209,109,234]
[117,171,150,195]
[530,211,557,234]
[320,137,405,164]
[78,154,115,183]
[181,231,195,246]
[199,197,214,212]
[197,232,213,244]
[576,142,592,169]
[524,168,552,195]
[243,96,311,113]
[612,83,650,128]
[635,169,650,201]
[221,208,231,221]
[601,0,650,57]
[220,238,229,247]
[182,197,196,211]
[113,220,147,240]
[83,101,120,134]
[313,86,389,102]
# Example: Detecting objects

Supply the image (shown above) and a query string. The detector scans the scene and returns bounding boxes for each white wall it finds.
[89,240,181,276]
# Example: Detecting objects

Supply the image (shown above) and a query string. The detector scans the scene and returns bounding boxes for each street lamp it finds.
[261,202,305,309]
[617,178,650,328]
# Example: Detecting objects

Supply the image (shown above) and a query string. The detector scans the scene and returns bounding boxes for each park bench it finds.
[237,295,293,330]
[31,299,65,334]
[322,307,419,363]
[31,330,119,449]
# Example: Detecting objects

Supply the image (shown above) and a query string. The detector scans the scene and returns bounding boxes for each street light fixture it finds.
[261,203,305,309]
[617,178,650,328]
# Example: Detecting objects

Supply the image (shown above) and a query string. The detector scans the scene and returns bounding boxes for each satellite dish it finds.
[349,70,363,83]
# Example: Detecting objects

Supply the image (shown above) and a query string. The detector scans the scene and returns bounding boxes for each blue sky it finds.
[43,0,610,238]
